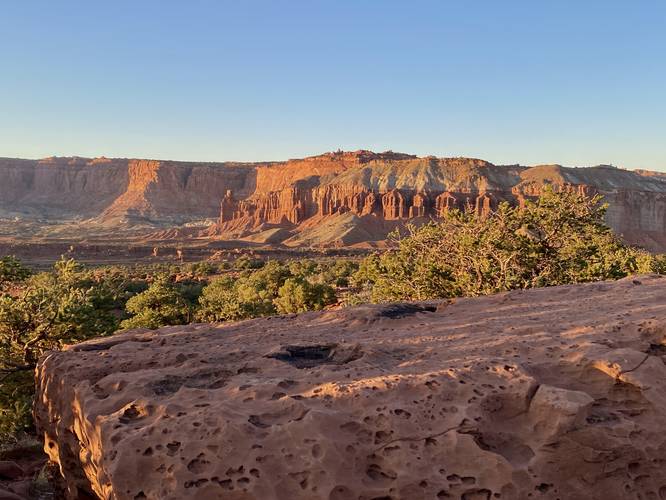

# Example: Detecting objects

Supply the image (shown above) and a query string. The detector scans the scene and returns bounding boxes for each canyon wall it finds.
[218,156,525,227]
[217,155,666,250]
[0,157,130,217]
[0,156,256,223]
[98,159,256,223]
[0,151,407,224]
[1,152,666,250]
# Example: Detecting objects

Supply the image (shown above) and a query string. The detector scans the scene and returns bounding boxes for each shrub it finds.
[288,259,318,278]
[0,376,33,442]
[197,261,292,321]
[234,261,292,316]
[234,255,265,270]
[354,189,657,302]
[313,259,359,287]
[120,274,191,330]
[645,253,666,274]
[197,260,342,321]
[185,261,218,277]
[0,256,31,287]
[196,276,246,322]
[0,258,118,442]
[274,277,336,314]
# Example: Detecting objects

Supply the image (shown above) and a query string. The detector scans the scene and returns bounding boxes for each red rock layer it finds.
[0,156,255,223]
[2,152,666,250]
[218,185,523,226]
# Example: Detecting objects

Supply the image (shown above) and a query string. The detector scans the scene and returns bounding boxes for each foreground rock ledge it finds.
[35,275,666,500]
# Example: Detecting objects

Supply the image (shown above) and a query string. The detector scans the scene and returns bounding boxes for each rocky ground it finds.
[0,238,366,270]
[35,275,666,499]
[0,440,55,499]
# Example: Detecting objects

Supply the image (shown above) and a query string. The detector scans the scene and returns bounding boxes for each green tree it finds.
[354,189,656,302]
[0,256,31,287]
[234,261,293,317]
[0,258,118,369]
[120,274,191,330]
[196,276,246,322]
[0,258,118,442]
[274,277,336,314]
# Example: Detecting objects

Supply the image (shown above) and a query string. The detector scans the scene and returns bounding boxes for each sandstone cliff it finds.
[2,152,666,250]
[217,153,666,250]
[0,156,256,224]
[35,275,666,499]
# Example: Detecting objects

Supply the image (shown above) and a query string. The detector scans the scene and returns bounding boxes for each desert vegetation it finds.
[353,189,665,302]
[1,190,665,447]
[0,256,354,443]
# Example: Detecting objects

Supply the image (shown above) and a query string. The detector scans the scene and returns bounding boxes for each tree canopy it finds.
[354,188,659,302]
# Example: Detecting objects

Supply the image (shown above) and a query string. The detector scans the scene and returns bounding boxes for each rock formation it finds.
[1,152,666,250]
[35,275,666,499]
[216,155,666,250]
[0,156,256,224]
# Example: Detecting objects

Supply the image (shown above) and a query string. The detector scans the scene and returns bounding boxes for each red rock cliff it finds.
[216,155,666,250]
[1,152,666,250]
[0,156,256,223]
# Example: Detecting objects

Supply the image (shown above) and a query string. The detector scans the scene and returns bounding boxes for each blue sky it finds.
[1,1,664,170]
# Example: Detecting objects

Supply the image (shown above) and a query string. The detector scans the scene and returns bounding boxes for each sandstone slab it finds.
[35,275,666,499]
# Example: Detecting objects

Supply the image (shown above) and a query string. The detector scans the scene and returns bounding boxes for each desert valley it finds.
[1,151,666,499]
[2,151,666,264]
[3,2,666,499]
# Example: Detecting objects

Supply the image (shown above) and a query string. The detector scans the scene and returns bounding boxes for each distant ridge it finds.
[0,151,665,251]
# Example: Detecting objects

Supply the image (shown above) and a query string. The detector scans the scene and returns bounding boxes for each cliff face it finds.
[219,156,523,228]
[35,275,666,499]
[0,157,129,218]
[1,152,666,250]
[98,159,256,223]
[0,156,256,223]
[217,154,666,250]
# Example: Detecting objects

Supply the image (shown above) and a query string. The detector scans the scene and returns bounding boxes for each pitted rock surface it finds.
[35,275,666,499]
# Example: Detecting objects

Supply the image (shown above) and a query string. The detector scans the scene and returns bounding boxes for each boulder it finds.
[35,275,666,499]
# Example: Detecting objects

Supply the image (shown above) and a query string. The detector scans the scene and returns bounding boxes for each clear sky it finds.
[1,1,664,170]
